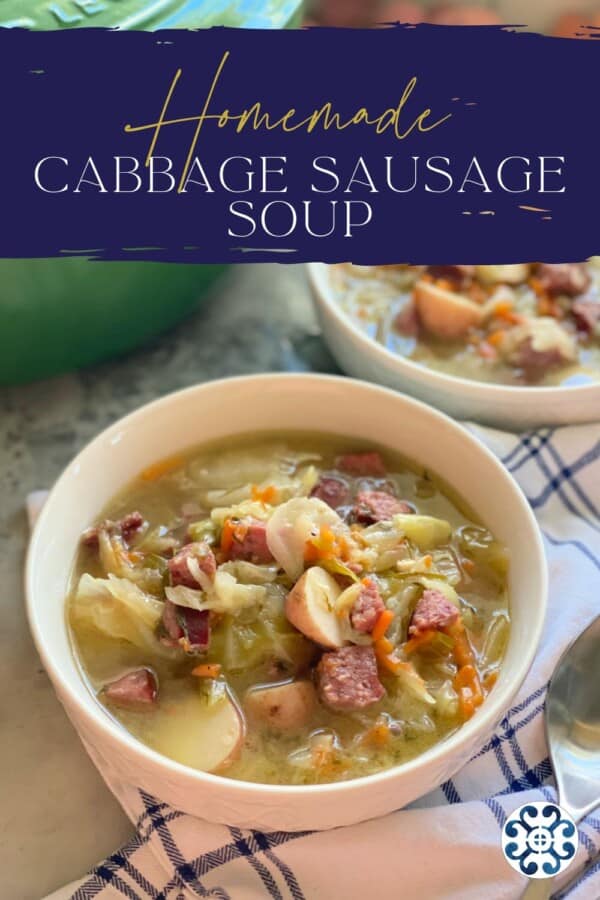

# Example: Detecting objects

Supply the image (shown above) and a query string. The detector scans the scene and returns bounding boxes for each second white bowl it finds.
[308,262,600,429]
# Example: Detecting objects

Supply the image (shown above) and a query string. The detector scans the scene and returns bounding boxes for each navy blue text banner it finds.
[3,24,600,263]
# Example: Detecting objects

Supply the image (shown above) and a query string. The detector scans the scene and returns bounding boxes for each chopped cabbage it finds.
[210,499,270,526]
[219,560,280,584]
[97,530,163,594]
[266,497,344,580]
[392,514,452,550]
[166,569,266,614]
[71,573,170,656]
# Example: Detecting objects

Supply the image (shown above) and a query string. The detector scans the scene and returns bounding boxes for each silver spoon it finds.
[521,615,600,899]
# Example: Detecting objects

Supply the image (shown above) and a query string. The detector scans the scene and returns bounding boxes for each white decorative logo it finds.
[502,802,578,879]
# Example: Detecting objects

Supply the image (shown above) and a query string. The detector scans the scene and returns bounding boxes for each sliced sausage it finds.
[161,602,210,652]
[103,668,158,709]
[350,579,385,634]
[82,510,144,548]
[426,264,474,284]
[336,451,386,477]
[168,542,216,588]
[500,317,577,377]
[536,263,591,297]
[310,476,351,510]
[228,518,273,563]
[572,299,600,335]
[409,589,459,637]
[161,599,183,641]
[317,645,385,711]
[179,608,210,652]
[354,490,413,525]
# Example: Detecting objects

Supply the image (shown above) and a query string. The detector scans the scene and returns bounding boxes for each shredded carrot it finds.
[373,635,404,673]
[376,650,404,675]
[461,558,476,575]
[435,278,453,291]
[494,305,524,325]
[449,622,484,720]
[375,636,394,655]
[251,484,277,504]
[486,329,506,349]
[537,294,563,319]
[220,519,235,554]
[140,454,184,482]
[304,525,348,563]
[454,664,484,720]
[448,620,473,666]
[423,555,433,569]
[403,629,436,655]
[126,551,144,565]
[361,719,391,747]
[191,663,222,678]
[371,609,394,642]
[528,276,545,297]
[493,299,513,318]
[483,671,499,693]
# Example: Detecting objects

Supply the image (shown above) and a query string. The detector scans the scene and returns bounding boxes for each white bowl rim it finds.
[307,261,600,402]
[26,372,547,798]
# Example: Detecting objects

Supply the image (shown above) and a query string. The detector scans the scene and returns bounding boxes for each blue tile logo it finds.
[502,802,578,879]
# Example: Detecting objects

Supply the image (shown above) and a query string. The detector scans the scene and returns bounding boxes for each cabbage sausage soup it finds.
[332,262,600,386]
[68,434,510,785]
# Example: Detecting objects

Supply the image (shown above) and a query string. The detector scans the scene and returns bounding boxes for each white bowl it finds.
[308,262,600,430]
[26,374,546,831]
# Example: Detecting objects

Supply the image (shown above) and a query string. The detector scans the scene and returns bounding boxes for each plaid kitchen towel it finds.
[34,423,600,900]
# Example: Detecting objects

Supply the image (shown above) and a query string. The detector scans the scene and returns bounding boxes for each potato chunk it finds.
[245,680,317,732]
[151,691,244,772]
[475,264,530,285]
[414,280,484,339]
[285,566,344,648]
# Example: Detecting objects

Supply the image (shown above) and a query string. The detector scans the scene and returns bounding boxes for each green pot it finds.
[0,0,304,384]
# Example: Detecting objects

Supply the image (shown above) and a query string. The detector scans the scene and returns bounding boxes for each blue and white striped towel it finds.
[36,423,600,900]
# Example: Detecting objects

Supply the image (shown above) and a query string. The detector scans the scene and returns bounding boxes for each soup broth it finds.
[68,433,510,785]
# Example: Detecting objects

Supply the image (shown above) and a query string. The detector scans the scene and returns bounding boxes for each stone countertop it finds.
[0,263,337,900]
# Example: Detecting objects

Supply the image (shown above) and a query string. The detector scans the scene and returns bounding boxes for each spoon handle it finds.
[520,878,553,900]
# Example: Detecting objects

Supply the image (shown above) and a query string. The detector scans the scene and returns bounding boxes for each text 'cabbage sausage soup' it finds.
[68,434,510,785]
